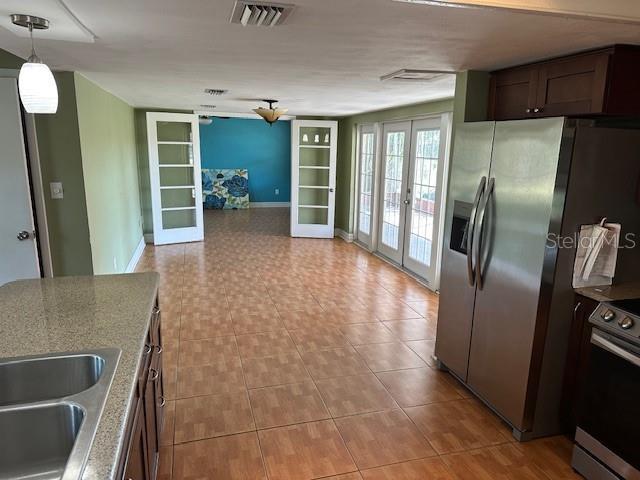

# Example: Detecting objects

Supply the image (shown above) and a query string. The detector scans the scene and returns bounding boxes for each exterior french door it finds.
[375,117,447,287]
[356,124,377,246]
[377,122,411,263]
[147,112,204,245]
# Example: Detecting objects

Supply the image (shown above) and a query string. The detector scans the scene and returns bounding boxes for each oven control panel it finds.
[590,302,640,346]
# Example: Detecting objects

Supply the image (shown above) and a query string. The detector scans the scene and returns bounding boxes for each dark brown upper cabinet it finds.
[488,45,640,120]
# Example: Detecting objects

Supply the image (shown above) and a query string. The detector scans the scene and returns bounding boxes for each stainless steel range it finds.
[573,299,640,480]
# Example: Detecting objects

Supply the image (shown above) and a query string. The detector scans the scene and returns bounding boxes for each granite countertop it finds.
[0,272,159,480]
[575,281,640,303]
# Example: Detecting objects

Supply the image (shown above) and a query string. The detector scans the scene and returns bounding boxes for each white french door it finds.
[356,124,377,246]
[147,112,204,245]
[402,118,446,282]
[377,121,411,263]
[0,77,40,285]
[374,117,448,287]
[291,120,337,238]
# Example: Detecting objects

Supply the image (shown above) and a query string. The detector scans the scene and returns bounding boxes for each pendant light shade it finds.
[11,14,58,114]
[19,60,58,113]
[253,100,287,125]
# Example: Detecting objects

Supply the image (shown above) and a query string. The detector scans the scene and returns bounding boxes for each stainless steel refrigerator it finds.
[436,117,640,440]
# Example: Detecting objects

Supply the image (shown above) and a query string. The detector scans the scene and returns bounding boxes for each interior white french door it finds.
[291,120,337,238]
[375,117,447,286]
[147,112,204,245]
[356,124,377,246]
[0,77,40,285]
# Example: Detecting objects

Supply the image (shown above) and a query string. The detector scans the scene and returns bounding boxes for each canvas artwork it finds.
[202,169,250,209]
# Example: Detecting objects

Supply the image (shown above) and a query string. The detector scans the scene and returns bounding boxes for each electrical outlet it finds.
[275,188,279,195]
[50,182,64,199]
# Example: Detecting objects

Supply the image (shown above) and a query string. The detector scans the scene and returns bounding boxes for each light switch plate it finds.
[50,182,64,199]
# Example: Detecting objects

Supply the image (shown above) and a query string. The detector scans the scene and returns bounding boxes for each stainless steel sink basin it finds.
[0,348,120,480]
[0,403,84,480]
[0,354,105,406]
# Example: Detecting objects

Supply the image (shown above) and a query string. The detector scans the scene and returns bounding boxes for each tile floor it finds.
[137,208,580,480]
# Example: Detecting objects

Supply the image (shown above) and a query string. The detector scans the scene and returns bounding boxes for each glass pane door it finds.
[291,120,337,238]
[357,125,376,246]
[148,113,204,245]
[402,118,446,284]
[376,121,411,264]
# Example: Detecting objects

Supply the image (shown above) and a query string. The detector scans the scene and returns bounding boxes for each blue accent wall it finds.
[199,118,291,202]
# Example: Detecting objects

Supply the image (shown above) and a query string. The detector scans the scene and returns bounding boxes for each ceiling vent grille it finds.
[230,1,295,27]
[204,89,227,96]
[380,69,457,82]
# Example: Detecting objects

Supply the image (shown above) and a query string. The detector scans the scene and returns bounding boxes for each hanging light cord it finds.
[27,22,40,63]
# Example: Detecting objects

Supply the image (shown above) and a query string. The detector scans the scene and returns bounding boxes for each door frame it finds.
[290,119,338,238]
[0,69,52,278]
[352,112,452,290]
[147,112,204,245]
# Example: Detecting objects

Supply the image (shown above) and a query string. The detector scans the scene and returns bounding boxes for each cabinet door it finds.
[488,67,538,120]
[123,402,148,480]
[536,53,610,116]
[144,353,161,479]
[560,294,599,433]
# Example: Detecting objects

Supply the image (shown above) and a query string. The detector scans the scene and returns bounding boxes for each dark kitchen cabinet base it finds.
[119,300,164,480]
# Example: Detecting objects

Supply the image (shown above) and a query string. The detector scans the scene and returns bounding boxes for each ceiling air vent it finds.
[230,1,295,27]
[380,69,457,82]
[204,89,228,96]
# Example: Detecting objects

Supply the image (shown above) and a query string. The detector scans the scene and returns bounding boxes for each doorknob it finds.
[403,199,410,205]
[17,230,31,241]
[329,188,334,192]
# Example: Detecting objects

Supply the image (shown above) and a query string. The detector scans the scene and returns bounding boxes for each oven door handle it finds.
[591,330,640,368]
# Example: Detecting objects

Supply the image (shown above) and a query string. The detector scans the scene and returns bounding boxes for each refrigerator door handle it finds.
[467,176,486,286]
[474,177,495,290]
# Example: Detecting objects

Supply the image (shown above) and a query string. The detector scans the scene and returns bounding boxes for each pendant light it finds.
[11,14,58,114]
[253,99,287,126]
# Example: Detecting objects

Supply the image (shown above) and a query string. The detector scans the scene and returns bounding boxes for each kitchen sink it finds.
[0,354,105,406]
[0,403,84,480]
[0,348,121,480]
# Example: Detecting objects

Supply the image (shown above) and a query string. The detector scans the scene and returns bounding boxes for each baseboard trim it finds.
[251,202,291,208]
[126,237,146,273]
[334,228,354,242]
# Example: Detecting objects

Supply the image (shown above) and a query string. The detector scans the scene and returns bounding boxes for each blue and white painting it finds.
[202,169,249,209]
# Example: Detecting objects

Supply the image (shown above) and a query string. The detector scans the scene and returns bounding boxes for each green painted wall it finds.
[0,49,23,69]
[75,73,143,274]
[35,72,94,276]
[335,98,455,233]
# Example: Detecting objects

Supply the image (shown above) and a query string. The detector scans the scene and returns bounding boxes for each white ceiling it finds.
[1,0,640,116]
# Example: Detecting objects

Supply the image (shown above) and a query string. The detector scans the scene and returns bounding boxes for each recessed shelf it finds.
[160,185,195,190]
[298,205,329,209]
[161,206,196,211]
[157,141,192,145]
[299,145,330,149]
[299,185,329,189]
[159,164,194,168]
[298,166,330,170]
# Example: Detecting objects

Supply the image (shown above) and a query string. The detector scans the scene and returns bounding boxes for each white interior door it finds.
[147,112,204,245]
[356,124,376,247]
[0,78,40,285]
[291,120,337,238]
[402,118,446,283]
[377,121,411,263]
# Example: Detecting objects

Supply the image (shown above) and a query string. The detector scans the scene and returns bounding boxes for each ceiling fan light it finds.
[253,107,288,125]
[18,60,58,114]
